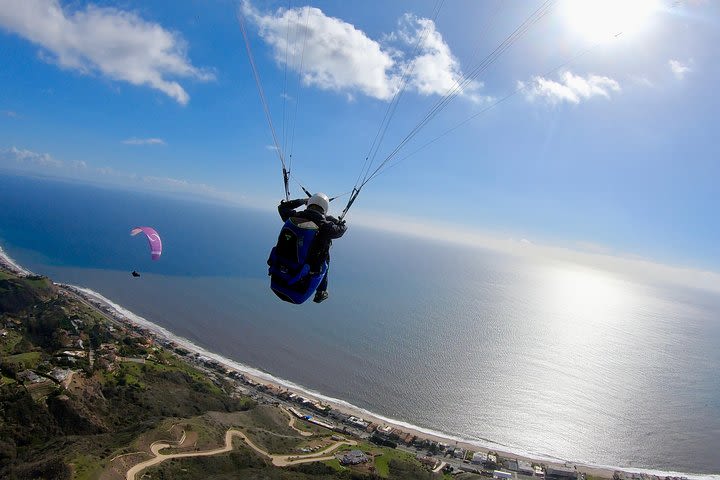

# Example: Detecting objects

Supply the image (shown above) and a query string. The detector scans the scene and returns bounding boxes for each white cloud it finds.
[244,3,397,100]
[3,110,18,117]
[122,137,166,146]
[0,0,213,105]
[519,71,620,105]
[668,59,691,79]
[242,2,481,101]
[393,13,482,100]
[0,146,63,168]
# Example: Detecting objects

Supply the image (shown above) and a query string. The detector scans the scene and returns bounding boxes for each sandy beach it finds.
[0,245,710,480]
[0,245,33,277]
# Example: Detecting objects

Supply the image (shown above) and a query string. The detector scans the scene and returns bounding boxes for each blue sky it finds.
[1,0,719,272]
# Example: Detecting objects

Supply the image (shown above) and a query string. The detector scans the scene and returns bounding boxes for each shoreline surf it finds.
[0,243,718,479]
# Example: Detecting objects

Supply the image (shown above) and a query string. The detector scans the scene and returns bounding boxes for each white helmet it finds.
[307,192,329,214]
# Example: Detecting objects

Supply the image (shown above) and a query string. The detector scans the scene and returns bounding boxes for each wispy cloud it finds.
[2,110,18,118]
[0,146,96,176]
[668,59,692,79]
[1,145,229,201]
[0,146,62,168]
[0,0,213,105]
[519,71,620,105]
[122,137,166,146]
[242,2,481,101]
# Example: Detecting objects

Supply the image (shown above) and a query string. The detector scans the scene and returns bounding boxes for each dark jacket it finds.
[278,198,347,264]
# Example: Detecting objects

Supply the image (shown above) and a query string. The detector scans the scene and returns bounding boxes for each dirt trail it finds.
[282,407,313,437]
[126,428,356,479]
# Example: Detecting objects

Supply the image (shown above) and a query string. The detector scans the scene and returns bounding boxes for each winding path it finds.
[282,407,314,437]
[126,429,356,480]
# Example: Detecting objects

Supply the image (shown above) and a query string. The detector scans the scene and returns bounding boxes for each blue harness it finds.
[267,217,328,304]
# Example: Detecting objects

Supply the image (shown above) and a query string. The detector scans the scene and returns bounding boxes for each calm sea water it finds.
[1,173,719,474]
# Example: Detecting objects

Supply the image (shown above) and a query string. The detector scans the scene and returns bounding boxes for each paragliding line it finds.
[238,8,290,200]
[340,0,556,218]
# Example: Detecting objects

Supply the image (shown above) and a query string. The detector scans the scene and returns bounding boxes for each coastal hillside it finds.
[0,269,254,478]
[0,268,449,480]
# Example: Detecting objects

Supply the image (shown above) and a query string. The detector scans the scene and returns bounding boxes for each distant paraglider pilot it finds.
[131,270,140,277]
[267,193,347,304]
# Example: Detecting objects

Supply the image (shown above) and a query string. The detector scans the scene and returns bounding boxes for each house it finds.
[503,459,519,471]
[416,455,439,469]
[545,465,577,480]
[340,450,369,465]
[454,448,465,459]
[17,370,42,383]
[49,367,72,382]
[377,425,393,436]
[518,460,534,476]
[306,416,335,430]
[311,401,330,413]
[265,385,284,396]
[62,350,86,358]
[472,452,488,465]
[494,470,514,480]
[347,416,370,429]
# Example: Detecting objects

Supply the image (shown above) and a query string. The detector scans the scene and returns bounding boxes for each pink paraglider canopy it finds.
[130,226,162,260]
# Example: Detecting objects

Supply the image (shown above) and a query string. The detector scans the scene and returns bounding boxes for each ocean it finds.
[1,173,719,475]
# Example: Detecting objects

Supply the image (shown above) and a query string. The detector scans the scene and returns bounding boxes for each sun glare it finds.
[563,0,660,42]
[544,265,630,326]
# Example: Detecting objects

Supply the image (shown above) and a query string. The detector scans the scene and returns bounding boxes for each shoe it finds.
[313,291,329,303]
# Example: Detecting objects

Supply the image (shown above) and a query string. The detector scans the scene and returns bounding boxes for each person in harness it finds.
[268,192,347,304]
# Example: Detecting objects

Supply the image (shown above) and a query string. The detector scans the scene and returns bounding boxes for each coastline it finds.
[0,245,717,480]
[0,245,33,276]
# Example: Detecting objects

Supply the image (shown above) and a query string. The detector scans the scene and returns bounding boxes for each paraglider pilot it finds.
[276,193,347,303]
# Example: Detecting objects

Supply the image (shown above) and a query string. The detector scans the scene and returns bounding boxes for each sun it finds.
[562,0,660,43]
